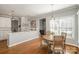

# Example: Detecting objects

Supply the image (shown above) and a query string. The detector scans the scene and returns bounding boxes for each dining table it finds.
[42,34,64,53]
[42,34,63,41]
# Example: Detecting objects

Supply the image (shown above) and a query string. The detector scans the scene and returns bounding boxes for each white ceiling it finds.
[0,4,75,16]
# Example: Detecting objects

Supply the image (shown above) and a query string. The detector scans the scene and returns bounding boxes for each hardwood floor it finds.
[0,40,7,48]
[0,37,78,54]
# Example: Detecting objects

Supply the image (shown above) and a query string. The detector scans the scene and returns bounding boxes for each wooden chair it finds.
[40,31,54,47]
[61,32,67,51]
[40,36,48,48]
[61,32,67,40]
[51,36,65,54]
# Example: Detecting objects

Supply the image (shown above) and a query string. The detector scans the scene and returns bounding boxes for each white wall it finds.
[21,17,30,31]
[8,31,39,47]
[77,10,79,47]
[33,16,51,32]
[74,15,78,46]
[33,6,78,47]
[0,17,11,40]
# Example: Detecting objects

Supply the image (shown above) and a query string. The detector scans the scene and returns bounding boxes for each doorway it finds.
[39,18,46,35]
[11,20,18,32]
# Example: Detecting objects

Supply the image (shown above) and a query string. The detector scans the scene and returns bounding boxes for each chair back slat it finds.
[53,36,64,47]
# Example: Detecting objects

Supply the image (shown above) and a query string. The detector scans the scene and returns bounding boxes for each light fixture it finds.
[9,10,15,20]
[50,4,55,20]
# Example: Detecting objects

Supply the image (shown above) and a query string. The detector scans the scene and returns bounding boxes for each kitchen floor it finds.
[0,38,78,54]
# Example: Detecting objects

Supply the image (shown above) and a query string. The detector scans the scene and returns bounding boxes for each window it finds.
[50,15,74,39]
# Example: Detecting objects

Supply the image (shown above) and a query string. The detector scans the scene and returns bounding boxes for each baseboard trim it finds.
[66,43,78,48]
[8,38,79,48]
[8,39,34,47]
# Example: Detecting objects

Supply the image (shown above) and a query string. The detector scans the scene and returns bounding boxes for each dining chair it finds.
[61,32,67,51]
[40,36,48,48]
[61,32,67,40]
[51,36,65,54]
[40,31,54,47]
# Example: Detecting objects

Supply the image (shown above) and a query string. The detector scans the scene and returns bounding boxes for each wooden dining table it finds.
[42,34,63,41]
[42,34,64,53]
